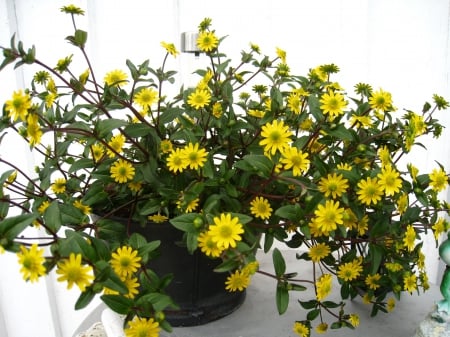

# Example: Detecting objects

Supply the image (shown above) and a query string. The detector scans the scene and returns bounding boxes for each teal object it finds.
[437,232,450,315]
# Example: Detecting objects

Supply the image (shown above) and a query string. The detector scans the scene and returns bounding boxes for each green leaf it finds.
[138,292,175,312]
[275,204,302,222]
[275,283,289,314]
[299,299,318,310]
[75,288,96,310]
[0,213,37,239]
[60,230,96,260]
[214,258,239,273]
[327,124,355,141]
[234,155,273,177]
[186,232,198,254]
[43,201,62,232]
[100,295,133,315]
[322,300,342,308]
[94,260,129,294]
[170,213,198,233]
[369,244,384,274]
[272,248,286,277]
[123,123,153,137]
[330,321,344,329]
[69,158,95,173]
[95,119,128,138]
[307,308,320,320]
[290,283,307,291]
[263,233,274,253]
[74,29,88,47]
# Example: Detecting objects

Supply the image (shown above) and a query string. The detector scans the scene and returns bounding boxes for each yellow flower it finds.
[319,91,347,120]
[377,165,402,196]
[363,293,373,304]
[308,243,331,263]
[313,200,345,236]
[337,258,363,281]
[225,269,250,292]
[51,178,66,194]
[337,163,352,171]
[148,213,168,223]
[315,322,328,334]
[160,139,173,154]
[26,114,43,146]
[37,200,50,214]
[110,159,135,183]
[387,298,396,312]
[260,120,292,155]
[124,317,160,337]
[365,273,381,290]
[250,196,273,220]
[5,90,32,121]
[385,262,403,272]
[429,168,448,192]
[248,109,265,118]
[369,88,393,112]
[128,181,143,193]
[122,276,140,299]
[281,147,310,176]
[396,193,408,215]
[293,322,310,337]
[350,114,372,128]
[110,246,142,277]
[187,89,211,109]
[348,314,360,327]
[432,218,449,240]
[198,231,224,258]
[276,47,287,63]
[208,213,244,249]
[104,69,128,87]
[134,87,158,108]
[196,31,218,52]
[60,4,85,15]
[212,102,223,118]
[403,273,417,293]
[17,244,46,282]
[181,143,208,170]
[242,261,259,275]
[73,200,92,215]
[160,41,179,57]
[106,134,126,158]
[318,173,349,199]
[90,143,105,161]
[356,177,383,206]
[403,225,416,252]
[287,92,302,114]
[316,273,332,301]
[166,148,189,173]
[56,253,94,291]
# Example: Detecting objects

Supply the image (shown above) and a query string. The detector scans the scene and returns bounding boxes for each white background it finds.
[0,1,449,336]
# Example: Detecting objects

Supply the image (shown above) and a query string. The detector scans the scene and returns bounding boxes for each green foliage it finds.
[0,6,449,335]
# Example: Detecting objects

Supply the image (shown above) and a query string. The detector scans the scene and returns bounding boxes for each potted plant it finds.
[1,4,449,336]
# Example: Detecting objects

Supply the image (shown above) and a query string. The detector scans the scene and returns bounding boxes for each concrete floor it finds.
[74,250,443,337]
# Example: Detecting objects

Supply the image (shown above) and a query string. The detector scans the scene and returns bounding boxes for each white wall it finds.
[0,1,449,336]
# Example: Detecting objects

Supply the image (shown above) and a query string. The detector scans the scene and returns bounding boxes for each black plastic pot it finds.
[129,220,246,326]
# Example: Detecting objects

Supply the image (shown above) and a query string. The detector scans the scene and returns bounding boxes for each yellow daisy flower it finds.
[260,120,292,155]
[208,213,244,249]
[110,159,135,183]
[225,269,250,292]
[250,196,273,220]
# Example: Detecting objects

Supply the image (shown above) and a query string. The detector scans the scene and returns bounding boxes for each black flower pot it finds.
[129,220,246,327]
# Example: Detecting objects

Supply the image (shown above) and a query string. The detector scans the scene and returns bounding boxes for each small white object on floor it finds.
[101,308,125,337]
[413,308,450,337]
[75,322,107,337]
